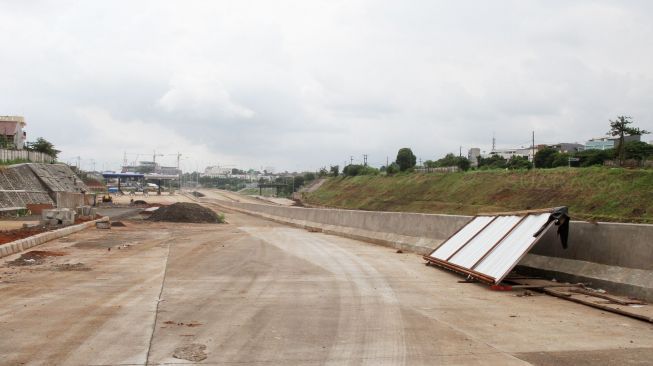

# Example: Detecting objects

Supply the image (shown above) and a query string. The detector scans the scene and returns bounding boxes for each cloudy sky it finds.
[1,1,652,172]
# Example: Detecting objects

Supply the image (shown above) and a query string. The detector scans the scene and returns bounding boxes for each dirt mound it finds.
[192,191,205,197]
[0,226,49,245]
[148,203,224,223]
[111,221,127,227]
[133,200,148,205]
[7,250,66,266]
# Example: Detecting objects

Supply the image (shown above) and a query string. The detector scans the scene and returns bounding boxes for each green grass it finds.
[303,167,653,223]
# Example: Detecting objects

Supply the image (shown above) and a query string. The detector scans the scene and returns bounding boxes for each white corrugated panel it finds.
[474,213,551,282]
[429,216,493,260]
[448,216,522,268]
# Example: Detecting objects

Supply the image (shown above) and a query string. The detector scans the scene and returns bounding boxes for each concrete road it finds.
[1,208,652,365]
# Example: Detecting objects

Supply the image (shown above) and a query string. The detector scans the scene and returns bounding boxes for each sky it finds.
[1,0,652,172]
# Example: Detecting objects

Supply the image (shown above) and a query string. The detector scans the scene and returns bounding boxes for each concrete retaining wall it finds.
[214,200,471,254]
[0,217,108,259]
[210,198,653,301]
[55,192,85,209]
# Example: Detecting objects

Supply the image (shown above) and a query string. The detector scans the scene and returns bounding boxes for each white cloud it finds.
[157,70,255,119]
[0,0,652,171]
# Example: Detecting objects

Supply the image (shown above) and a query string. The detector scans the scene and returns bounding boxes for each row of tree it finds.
[337,116,651,176]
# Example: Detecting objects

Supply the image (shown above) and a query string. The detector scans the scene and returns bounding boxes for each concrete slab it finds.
[0,209,652,365]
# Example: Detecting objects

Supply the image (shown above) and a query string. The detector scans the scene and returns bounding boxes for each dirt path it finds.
[0,210,652,365]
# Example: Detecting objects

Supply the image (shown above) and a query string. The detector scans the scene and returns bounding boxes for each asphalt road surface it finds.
[1,207,652,365]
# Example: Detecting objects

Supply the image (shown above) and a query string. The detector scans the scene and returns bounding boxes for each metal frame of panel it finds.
[424,211,555,284]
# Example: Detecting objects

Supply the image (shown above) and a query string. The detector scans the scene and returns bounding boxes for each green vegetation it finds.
[25,137,60,158]
[343,164,379,176]
[303,167,653,223]
[396,148,416,171]
[609,116,650,165]
[0,158,30,166]
[425,153,471,171]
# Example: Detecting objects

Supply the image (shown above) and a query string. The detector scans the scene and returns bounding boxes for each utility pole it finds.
[532,131,536,168]
[350,156,354,165]
[363,154,368,166]
[459,146,462,157]
[386,156,389,167]
[492,133,496,152]
[176,152,182,191]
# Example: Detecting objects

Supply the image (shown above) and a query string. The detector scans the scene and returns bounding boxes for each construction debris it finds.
[96,221,111,229]
[41,208,75,226]
[148,202,224,223]
[7,250,66,266]
[424,207,569,284]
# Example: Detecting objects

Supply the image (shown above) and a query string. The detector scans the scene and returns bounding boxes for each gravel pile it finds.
[148,202,223,223]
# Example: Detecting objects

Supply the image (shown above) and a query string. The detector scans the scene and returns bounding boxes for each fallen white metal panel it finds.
[425,211,557,284]
[474,213,551,281]
[448,216,522,268]
[429,216,493,260]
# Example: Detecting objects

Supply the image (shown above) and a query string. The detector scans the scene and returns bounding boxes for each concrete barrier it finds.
[211,199,471,255]
[0,217,109,259]
[209,198,653,301]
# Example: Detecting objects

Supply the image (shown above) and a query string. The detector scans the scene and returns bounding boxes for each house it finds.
[0,116,27,149]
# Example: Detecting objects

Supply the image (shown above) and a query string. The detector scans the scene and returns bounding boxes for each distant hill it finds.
[302,167,653,223]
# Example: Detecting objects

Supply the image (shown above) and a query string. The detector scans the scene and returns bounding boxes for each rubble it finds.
[41,208,75,226]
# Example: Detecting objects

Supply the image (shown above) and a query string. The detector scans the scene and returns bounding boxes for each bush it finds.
[506,156,532,170]
[343,164,379,176]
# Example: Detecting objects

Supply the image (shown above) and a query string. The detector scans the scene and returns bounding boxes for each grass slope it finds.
[303,167,653,223]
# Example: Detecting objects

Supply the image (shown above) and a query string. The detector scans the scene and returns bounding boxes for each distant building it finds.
[489,147,536,162]
[122,161,181,175]
[0,115,27,149]
[467,148,481,167]
[549,143,585,154]
[585,135,640,150]
[203,166,232,178]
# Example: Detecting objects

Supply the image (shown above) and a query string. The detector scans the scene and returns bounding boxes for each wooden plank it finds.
[543,288,653,324]
[569,288,647,305]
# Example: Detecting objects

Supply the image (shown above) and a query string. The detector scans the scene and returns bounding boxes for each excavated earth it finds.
[148,202,223,223]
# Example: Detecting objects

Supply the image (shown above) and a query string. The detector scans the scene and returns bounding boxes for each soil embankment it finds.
[302,167,653,223]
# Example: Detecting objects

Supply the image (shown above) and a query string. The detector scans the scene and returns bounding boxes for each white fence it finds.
[0,149,55,164]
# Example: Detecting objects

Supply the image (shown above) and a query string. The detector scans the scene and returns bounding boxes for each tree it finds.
[26,137,60,158]
[609,116,650,165]
[395,148,416,171]
[329,165,339,176]
[576,148,614,167]
[0,135,8,149]
[433,153,471,171]
[624,141,653,161]
[386,162,400,174]
[506,156,532,170]
[477,154,508,169]
[534,147,558,168]
[303,172,316,182]
[551,152,571,168]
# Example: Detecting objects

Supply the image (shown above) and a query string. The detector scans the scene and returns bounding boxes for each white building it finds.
[467,148,481,167]
[0,116,27,149]
[203,166,232,178]
[488,147,536,161]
